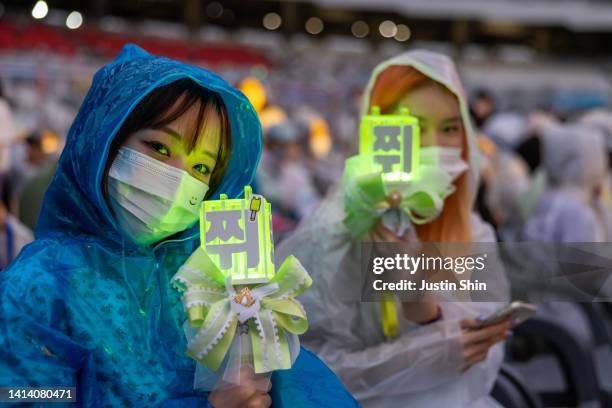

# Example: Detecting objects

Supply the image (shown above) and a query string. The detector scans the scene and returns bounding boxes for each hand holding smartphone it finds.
[475,301,536,329]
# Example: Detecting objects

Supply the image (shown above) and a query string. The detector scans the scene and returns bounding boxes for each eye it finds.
[442,125,460,135]
[193,163,210,176]
[143,141,170,157]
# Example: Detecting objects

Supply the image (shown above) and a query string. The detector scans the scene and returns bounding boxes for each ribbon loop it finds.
[266,255,312,299]
[342,152,454,239]
[171,247,312,374]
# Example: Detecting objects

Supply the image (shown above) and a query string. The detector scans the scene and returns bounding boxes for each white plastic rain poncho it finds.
[276,50,508,408]
[485,152,531,241]
[0,97,15,173]
[521,123,611,348]
[524,123,612,242]
[579,109,612,209]
[482,112,529,151]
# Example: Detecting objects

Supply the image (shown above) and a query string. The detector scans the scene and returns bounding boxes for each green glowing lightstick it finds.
[359,106,421,183]
[199,186,275,284]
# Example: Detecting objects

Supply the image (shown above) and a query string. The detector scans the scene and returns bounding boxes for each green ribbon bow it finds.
[171,247,312,374]
[342,152,455,239]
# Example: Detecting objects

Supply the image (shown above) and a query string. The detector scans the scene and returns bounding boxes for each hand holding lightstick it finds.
[171,186,312,392]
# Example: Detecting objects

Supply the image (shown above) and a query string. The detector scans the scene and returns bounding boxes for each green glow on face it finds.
[200,186,275,284]
[359,106,421,182]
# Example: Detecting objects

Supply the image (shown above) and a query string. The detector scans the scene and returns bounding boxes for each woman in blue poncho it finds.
[0,44,358,408]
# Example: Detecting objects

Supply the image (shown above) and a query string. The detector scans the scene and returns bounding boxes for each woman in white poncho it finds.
[276,50,512,407]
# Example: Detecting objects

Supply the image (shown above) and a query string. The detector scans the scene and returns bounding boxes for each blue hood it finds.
[37,44,261,245]
[0,45,358,408]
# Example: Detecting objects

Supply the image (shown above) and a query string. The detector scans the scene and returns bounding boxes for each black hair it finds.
[25,132,42,148]
[515,134,541,173]
[103,78,232,202]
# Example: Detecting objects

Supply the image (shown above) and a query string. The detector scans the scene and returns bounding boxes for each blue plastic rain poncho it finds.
[0,45,358,408]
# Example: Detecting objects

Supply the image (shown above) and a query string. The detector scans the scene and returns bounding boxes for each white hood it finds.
[361,50,480,199]
[542,123,607,190]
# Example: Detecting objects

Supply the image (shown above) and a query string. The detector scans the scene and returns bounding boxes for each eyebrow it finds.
[201,149,218,161]
[413,115,461,124]
[159,126,218,160]
[441,116,462,124]
[160,126,183,141]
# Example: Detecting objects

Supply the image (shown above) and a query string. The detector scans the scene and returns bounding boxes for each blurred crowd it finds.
[0,28,612,407]
[1,46,612,267]
[471,90,612,244]
[0,81,58,269]
[254,79,612,250]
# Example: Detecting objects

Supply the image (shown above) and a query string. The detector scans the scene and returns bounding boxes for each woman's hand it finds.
[460,317,512,371]
[368,219,412,243]
[208,386,271,408]
[208,367,272,408]
[367,190,411,243]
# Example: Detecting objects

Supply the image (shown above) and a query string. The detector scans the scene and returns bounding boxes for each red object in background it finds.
[19,24,76,55]
[0,20,271,67]
[271,213,297,236]
[0,21,16,50]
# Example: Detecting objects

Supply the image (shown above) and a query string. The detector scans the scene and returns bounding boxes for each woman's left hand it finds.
[368,219,412,243]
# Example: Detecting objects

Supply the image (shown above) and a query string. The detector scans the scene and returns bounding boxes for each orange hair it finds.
[370,65,472,242]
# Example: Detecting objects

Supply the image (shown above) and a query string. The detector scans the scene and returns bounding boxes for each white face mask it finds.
[421,146,469,182]
[107,147,210,246]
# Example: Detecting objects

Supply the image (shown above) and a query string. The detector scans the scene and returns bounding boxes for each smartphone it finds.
[476,301,536,328]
